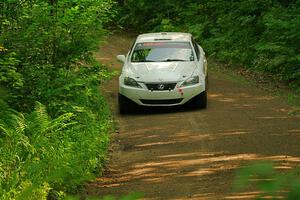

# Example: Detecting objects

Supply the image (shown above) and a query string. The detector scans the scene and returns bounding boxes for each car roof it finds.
[136,32,192,43]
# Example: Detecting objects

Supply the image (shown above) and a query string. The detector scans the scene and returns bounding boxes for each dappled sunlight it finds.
[146,135,161,139]
[267,155,300,164]
[123,171,178,182]
[172,132,213,141]
[208,91,277,108]
[182,164,238,177]
[256,116,289,119]
[96,149,300,185]
[159,152,214,159]
[107,107,300,199]
[232,103,256,109]
[208,93,224,98]
[123,126,167,139]
[100,183,122,188]
[85,106,300,195]
[126,167,157,176]
[105,153,300,186]
[143,177,169,183]
[92,148,300,198]
[238,93,253,98]
[288,129,300,133]
[221,129,249,136]
[273,108,292,112]
[226,192,285,200]
[88,111,300,199]
[225,191,263,199]
[85,33,300,199]
[209,92,236,103]
[254,96,275,101]
[159,154,258,169]
[124,128,251,150]
[135,141,180,148]
[219,98,236,103]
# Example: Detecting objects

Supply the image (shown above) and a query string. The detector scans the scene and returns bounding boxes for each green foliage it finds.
[0,64,113,198]
[235,162,300,199]
[119,0,300,88]
[0,101,71,199]
[0,0,117,199]
[0,48,23,101]
[253,4,300,86]
[0,0,117,112]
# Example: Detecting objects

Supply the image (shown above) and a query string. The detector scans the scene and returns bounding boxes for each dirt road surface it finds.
[85,33,300,200]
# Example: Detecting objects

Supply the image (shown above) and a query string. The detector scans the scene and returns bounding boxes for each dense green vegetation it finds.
[0,0,116,199]
[119,0,300,89]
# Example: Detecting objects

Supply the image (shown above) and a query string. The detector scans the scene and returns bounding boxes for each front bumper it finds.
[119,82,205,106]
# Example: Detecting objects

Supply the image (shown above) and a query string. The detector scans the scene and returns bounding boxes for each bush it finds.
[0,63,113,199]
[0,0,117,198]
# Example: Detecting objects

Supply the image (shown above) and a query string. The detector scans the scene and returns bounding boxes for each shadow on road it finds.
[84,33,300,200]
[120,104,207,116]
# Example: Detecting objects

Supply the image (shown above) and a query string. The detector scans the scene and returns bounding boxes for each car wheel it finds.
[118,94,135,114]
[193,91,207,109]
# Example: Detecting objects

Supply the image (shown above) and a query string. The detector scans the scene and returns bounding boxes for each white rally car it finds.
[117,32,208,113]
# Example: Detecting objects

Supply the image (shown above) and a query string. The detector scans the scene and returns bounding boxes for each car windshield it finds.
[131,42,195,62]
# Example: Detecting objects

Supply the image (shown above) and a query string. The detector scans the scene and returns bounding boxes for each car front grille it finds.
[140,98,183,105]
[145,83,177,91]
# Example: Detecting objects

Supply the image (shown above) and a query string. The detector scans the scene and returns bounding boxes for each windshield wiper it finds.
[161,59,187,62]
[133,60,156,62]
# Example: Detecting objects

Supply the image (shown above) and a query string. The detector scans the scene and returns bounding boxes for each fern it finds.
[0,101,80,199]
[47,113,76,133]
[26,102,51,136]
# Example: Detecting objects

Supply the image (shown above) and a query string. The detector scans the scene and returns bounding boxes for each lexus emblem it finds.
[157,84,165,90]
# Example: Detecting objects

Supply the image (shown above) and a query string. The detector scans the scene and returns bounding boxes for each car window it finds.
[192,38,200,61]
[131,42,195,62]
[128,39,136,54]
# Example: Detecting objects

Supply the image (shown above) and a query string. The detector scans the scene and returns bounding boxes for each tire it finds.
[118,94,135,114]
[193,91,207,109]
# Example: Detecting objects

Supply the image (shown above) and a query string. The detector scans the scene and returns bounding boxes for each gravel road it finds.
[84,33,300,200]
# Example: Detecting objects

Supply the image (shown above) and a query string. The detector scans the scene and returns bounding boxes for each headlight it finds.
[180,76,199,87]
[124,77,142,88]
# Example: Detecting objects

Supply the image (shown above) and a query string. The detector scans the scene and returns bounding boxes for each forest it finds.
[0,0,299,199]
[120,0,300,89]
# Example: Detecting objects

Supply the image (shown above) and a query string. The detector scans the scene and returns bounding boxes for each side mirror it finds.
[116,55,126,63]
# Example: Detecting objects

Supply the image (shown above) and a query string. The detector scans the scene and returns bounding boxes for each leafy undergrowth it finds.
[0,0,117,199]
[0,64,114,200]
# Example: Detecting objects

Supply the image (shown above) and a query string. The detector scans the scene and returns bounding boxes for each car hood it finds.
[127,62,196,83]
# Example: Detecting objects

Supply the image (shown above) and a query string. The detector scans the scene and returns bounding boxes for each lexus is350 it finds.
[116,32,208,113]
